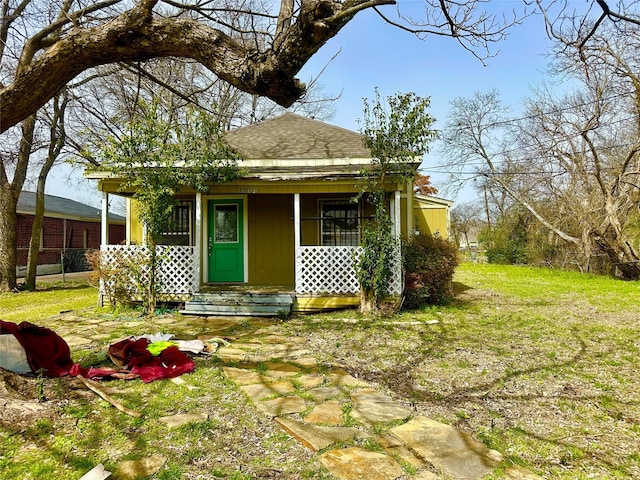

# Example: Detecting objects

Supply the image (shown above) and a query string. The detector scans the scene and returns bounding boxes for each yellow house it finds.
[87,113,451,315]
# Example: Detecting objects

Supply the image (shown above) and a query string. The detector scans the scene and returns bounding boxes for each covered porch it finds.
[97,186,406,314]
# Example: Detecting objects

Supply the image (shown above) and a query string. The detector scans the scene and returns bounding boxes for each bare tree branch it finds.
[1,0,539,133]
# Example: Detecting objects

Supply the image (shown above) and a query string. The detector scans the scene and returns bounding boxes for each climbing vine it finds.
[357,90,437,314]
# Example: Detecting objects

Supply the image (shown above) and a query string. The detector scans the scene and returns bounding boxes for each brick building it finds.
[16,191,125,276]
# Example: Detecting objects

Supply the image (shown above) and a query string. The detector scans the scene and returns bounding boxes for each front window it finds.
[156,202,192,246]
[320,200,360,246]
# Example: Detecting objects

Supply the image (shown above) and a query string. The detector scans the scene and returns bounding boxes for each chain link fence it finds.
[16,248,91,276]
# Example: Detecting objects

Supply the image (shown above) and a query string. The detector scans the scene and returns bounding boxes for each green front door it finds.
[208,199,244,282]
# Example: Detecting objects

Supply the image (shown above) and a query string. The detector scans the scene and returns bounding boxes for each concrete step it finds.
[189,292,294,305]
[181,303,291,316]
[180,292,294,317]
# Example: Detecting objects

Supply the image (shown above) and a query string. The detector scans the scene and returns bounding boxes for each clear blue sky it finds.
[47,2,560,207]
[297,2,557,202]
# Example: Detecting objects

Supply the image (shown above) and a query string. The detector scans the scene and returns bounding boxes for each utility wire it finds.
[448,88,639,130]
[429,92,640,176]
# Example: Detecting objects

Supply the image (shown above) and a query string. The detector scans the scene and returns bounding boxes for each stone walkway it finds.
[55,313,542,480]
[211,324,542,480]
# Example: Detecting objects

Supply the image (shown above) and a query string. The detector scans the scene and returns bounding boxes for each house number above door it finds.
[238,186,258,194]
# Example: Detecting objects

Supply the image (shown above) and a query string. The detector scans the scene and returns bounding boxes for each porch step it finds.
[180,292,295,317]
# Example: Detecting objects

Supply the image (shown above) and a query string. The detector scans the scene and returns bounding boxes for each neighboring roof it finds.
[17,191,125,223]
[225,112,372,161]
[414,194,454,208]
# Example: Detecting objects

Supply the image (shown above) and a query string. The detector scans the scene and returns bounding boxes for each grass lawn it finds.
[1,264,639,479]
[279,263,640,479]
[0,279,98,322]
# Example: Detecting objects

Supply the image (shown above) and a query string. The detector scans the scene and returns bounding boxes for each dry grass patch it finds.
[277,263,640,479]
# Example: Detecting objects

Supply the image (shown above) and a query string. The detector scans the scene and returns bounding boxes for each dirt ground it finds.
[1,370,90,433]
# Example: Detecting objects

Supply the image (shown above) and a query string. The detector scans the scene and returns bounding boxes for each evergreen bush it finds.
[402,234,459,308]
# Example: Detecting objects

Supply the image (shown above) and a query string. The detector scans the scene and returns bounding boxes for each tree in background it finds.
[480,208,530,265]
[441,21,640,280]
[24,91,70,290]
[71,59,337,166]
[450,202,485,252]
[414,173,438,196]
[357,90,436,314]
[97,102,242,313]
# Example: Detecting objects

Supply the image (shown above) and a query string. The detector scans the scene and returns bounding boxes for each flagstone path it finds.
[54,311,544,480]
[211,324,543,480]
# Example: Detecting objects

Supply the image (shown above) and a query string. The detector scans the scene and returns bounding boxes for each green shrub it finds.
[402,234,459,308]
[480,215,528,265]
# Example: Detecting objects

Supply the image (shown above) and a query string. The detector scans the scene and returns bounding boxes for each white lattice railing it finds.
[101,245,197,297]
[101,244,402,299]
[295,246,402,295]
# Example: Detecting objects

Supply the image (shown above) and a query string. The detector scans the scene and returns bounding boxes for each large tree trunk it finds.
[614,261,640,280]
[593,234,640,280]
[0,186,20,291]
[359,287,377,315]
[0,115,35,291]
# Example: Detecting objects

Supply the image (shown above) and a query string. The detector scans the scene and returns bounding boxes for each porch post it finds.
[394,190,401,240]
[101,191,109,247]
[406,180,414,237]
[294,193,301,292]
[294,193,301,249]
[194,192,202,292]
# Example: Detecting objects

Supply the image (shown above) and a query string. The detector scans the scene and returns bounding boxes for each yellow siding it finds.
[247,194,295,285]
[208,181,364,195]
[404,183,414,238]
[294,295,360,313]
[400,196,409,237]
[300,194,319,245]
[414,204,449,239]
[101,178,406,196]
[127,198,143,245]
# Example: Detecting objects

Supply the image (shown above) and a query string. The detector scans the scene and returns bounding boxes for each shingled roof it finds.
[84,112,419,182]
[17,191,125,223]
[225,113,371,160]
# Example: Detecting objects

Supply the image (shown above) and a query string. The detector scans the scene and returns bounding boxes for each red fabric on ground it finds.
[1,320,75,377]
[1,320,195,382]
[108,338,195,382]
[0,320,126,379]
[67,363,132,379]
[131,345,195,383]
[107,337,153,368]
